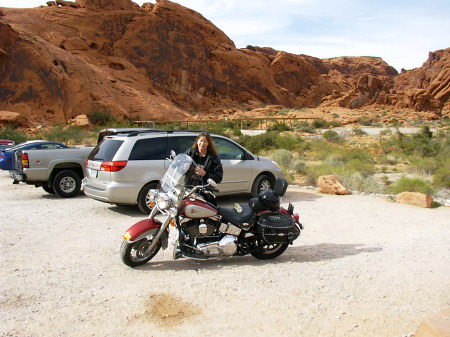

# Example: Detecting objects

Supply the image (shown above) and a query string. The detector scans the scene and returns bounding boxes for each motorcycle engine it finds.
[181,218,220,238]
[180,218,238,257]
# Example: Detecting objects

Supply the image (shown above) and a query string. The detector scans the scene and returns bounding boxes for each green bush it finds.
[387,177,434,195]
[352,127,367,136]
[385,127,441,157]
[0,127,28,144]
[291,159,307,175]
[267,122,291,132]
[237,132,307,154]
[271,149,293,167]
[41,125,87,145]
[408,157,439,175]
[90,110,114,126]
[433,166,450,188]
[293,121,316,134]
[312,118,327,129]
[322,130,341,143]
[339,172,384,193]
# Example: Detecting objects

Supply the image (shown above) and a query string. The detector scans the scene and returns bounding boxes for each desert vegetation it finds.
[1,118,449,200]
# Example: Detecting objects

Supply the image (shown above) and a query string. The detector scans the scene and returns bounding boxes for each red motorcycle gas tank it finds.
[181,199,218,218]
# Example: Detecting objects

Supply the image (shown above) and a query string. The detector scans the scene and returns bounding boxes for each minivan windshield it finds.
[88,139,124,161]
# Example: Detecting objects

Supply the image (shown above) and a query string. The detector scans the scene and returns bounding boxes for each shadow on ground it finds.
[131,243,382,272]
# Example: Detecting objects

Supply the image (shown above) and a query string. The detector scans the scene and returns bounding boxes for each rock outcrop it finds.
[0,0,448,126]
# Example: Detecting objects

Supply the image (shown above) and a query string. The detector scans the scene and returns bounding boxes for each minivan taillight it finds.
[22,153,29,168]
[85,159,88,168]
[100,161,127,172]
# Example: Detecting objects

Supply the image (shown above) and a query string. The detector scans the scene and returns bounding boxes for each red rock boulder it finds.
[318,175,349,195]
[395,192,433,208]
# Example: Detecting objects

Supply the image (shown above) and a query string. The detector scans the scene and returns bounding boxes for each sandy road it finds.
[1,170,449,337]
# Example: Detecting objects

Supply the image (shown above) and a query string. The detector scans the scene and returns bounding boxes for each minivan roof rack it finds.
[126,129,207,137]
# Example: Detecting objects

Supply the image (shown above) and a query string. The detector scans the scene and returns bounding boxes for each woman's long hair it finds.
[192,132,218,156]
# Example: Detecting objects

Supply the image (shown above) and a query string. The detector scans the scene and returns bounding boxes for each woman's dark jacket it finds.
[185,148,223,185]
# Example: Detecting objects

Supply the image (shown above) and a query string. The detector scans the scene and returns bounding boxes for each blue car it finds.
[0,140,68,171]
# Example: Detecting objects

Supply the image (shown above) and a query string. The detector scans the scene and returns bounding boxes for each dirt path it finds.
[1,171,449,337]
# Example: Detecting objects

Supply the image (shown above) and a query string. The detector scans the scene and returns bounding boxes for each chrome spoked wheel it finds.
[120,237,161,267]
[251,242,289,260]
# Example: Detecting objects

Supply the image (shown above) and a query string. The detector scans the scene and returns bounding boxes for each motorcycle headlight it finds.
[156,193,171,210]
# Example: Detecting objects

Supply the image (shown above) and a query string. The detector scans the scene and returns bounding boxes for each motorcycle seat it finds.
[218,205,254,228]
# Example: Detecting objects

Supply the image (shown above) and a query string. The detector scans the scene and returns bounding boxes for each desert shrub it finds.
[408,157,439,175]
[387,177,434,195]
[380,127,443,158]
[238,132,277,153]
[308,140,339,160]
[207,121,241,136]
[291,159,307,175]
[267,122,291,132]
[322,130,341,143]
[312,118,328,129]
[352,127,367,136]
[294,121,316,134]
[343,159,376,177]
[271,149,293,167]
[42,125,86,145]
[357,117,373,126]
[379,129,393,136]
[339,172,385,193]
[433,166,450,188]
[237,132,307,154]
[90,110,114,126]
[0,127,28,144]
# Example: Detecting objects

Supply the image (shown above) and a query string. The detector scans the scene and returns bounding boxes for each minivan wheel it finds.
[251,174,272,197]
[137,182,158,214]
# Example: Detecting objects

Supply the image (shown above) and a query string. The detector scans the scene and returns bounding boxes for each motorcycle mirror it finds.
[170,150,176,159]
[207,178,217,188]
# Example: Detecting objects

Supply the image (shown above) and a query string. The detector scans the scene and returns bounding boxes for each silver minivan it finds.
[82,130,283,213]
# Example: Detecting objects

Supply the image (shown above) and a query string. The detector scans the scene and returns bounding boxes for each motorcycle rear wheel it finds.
[251,242,289,260]
[120,238,161,267]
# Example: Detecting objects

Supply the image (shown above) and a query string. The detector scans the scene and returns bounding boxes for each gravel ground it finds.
[1,171,449,337]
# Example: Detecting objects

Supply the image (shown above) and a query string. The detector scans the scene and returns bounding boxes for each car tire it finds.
[137,182,158,214]
[251,174,273,197]
[53,170,81,198]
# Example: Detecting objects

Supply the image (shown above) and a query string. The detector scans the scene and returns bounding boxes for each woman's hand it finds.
[195,165,206,176]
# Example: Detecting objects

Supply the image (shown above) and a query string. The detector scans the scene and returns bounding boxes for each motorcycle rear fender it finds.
[122,218,169,249]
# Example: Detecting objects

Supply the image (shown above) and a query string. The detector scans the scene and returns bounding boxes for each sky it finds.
[2,0,449,71]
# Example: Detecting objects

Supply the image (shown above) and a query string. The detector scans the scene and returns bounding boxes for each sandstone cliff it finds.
[0,0,448,126]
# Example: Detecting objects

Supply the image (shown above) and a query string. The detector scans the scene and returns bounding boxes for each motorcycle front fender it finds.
[122,218,169,249]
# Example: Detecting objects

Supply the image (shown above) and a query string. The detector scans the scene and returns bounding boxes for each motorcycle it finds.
[120,153,303,267]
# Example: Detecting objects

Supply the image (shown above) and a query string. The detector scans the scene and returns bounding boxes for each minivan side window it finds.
[167,136,197,156]
[214,137,249,160]
[129,137,167,160]
[89,139,124,161]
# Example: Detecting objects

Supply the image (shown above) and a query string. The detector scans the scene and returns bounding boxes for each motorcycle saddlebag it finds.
[256,212,300,244]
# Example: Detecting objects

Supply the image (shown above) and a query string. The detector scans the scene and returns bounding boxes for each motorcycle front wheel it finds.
[251,242,289,260]
[120,237,161,267]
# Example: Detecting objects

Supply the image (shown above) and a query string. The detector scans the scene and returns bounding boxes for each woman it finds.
[186,132,223,204]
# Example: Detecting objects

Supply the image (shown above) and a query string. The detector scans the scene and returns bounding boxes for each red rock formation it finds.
[395,49,450,112]
[0,0,448,126]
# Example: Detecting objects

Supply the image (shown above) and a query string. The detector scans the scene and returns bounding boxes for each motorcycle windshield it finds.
[160,153,194,193]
